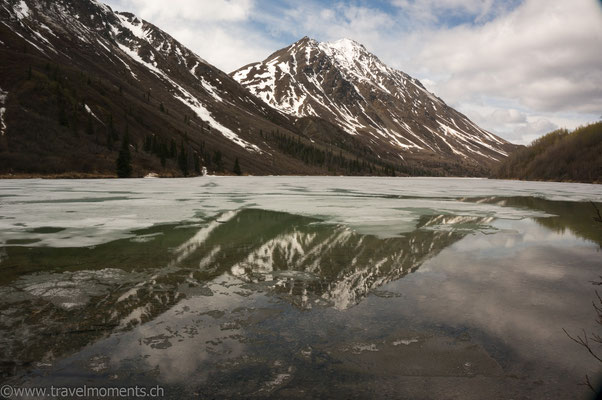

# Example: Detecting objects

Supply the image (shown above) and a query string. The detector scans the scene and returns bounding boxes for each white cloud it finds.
[390,0,506,23]
[122,0,253,22]
[161,24,277,72]
[489,109,528,125]
[453,102,596,145]
[506,118,559,145]
[273,3,396,45]
[398,0,602,116]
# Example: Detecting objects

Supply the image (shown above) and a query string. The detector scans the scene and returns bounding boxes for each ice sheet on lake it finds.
[0,177,600,248]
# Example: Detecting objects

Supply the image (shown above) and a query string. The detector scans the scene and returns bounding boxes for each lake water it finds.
[0,177,601,399]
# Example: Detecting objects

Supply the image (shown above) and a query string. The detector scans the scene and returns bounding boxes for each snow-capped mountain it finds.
[232,37,517,170]
[0,0,516,176]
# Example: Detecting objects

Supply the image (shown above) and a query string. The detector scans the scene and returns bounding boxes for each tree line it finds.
[266,129,433,176]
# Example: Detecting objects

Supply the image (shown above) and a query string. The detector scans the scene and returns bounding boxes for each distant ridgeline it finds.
[494,122,602,183]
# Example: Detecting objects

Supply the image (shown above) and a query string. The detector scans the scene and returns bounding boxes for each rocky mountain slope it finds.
[0,0,516,177]
[233,37,518,174]
[0,0,319,176]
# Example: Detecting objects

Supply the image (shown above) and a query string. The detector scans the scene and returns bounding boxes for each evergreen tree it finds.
[160,142,168,167]
[70,113,79,137]
[143,135,151,152]
[194,156,200,174]
[152,134,159,154]
[233,158,242,175]
[212,150,223,172]
[204,150,212,169]
[107,131,114,150]
[178,141,189,176]
[170,139,177,158]
[58,104,68,126]
[108,114,118,140]
[56,89,68,127]
[116,132,132,178]
[86,114,94,135]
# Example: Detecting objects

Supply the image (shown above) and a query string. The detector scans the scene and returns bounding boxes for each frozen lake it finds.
[0,177,601,398]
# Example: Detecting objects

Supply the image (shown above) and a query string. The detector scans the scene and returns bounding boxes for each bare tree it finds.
[563,282,602,391]
[563,203,602,391]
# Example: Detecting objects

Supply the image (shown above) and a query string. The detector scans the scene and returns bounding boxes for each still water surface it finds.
[0,177,601,399]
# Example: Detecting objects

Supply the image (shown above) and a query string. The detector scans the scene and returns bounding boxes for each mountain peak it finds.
[324,37,365,50]
[295,37,367,57]
[318,37,376,74]
[293,35,318,48]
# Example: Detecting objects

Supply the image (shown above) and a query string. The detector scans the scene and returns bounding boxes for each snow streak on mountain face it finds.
[232,37,514,164]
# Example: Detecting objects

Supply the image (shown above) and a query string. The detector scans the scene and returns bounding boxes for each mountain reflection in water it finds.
[0,209,485,375]
[0,191,600,399]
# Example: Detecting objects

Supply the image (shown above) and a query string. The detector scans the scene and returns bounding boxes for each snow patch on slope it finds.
[116,13,150,41]
[84,104,102,123]
[189,61,199,76]
[199,77,223,102]
[14,0,30,20]
[174,90,261,153]
[0,88,7,136]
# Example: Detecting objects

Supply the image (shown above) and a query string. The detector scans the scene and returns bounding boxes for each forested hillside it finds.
[494,122,602,183]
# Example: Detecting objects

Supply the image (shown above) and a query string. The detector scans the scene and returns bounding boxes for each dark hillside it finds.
[494,122,602,183]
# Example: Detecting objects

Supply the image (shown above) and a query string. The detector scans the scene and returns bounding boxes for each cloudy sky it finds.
[103,0,602,144]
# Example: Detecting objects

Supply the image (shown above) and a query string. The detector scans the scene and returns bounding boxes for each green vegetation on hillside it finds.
[495,122,602,183]
[268,129,437,176]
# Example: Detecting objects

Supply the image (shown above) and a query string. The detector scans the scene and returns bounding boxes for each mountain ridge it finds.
[0,0,517,177]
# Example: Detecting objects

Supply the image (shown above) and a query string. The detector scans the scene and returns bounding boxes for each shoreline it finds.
[0,173,598,184]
